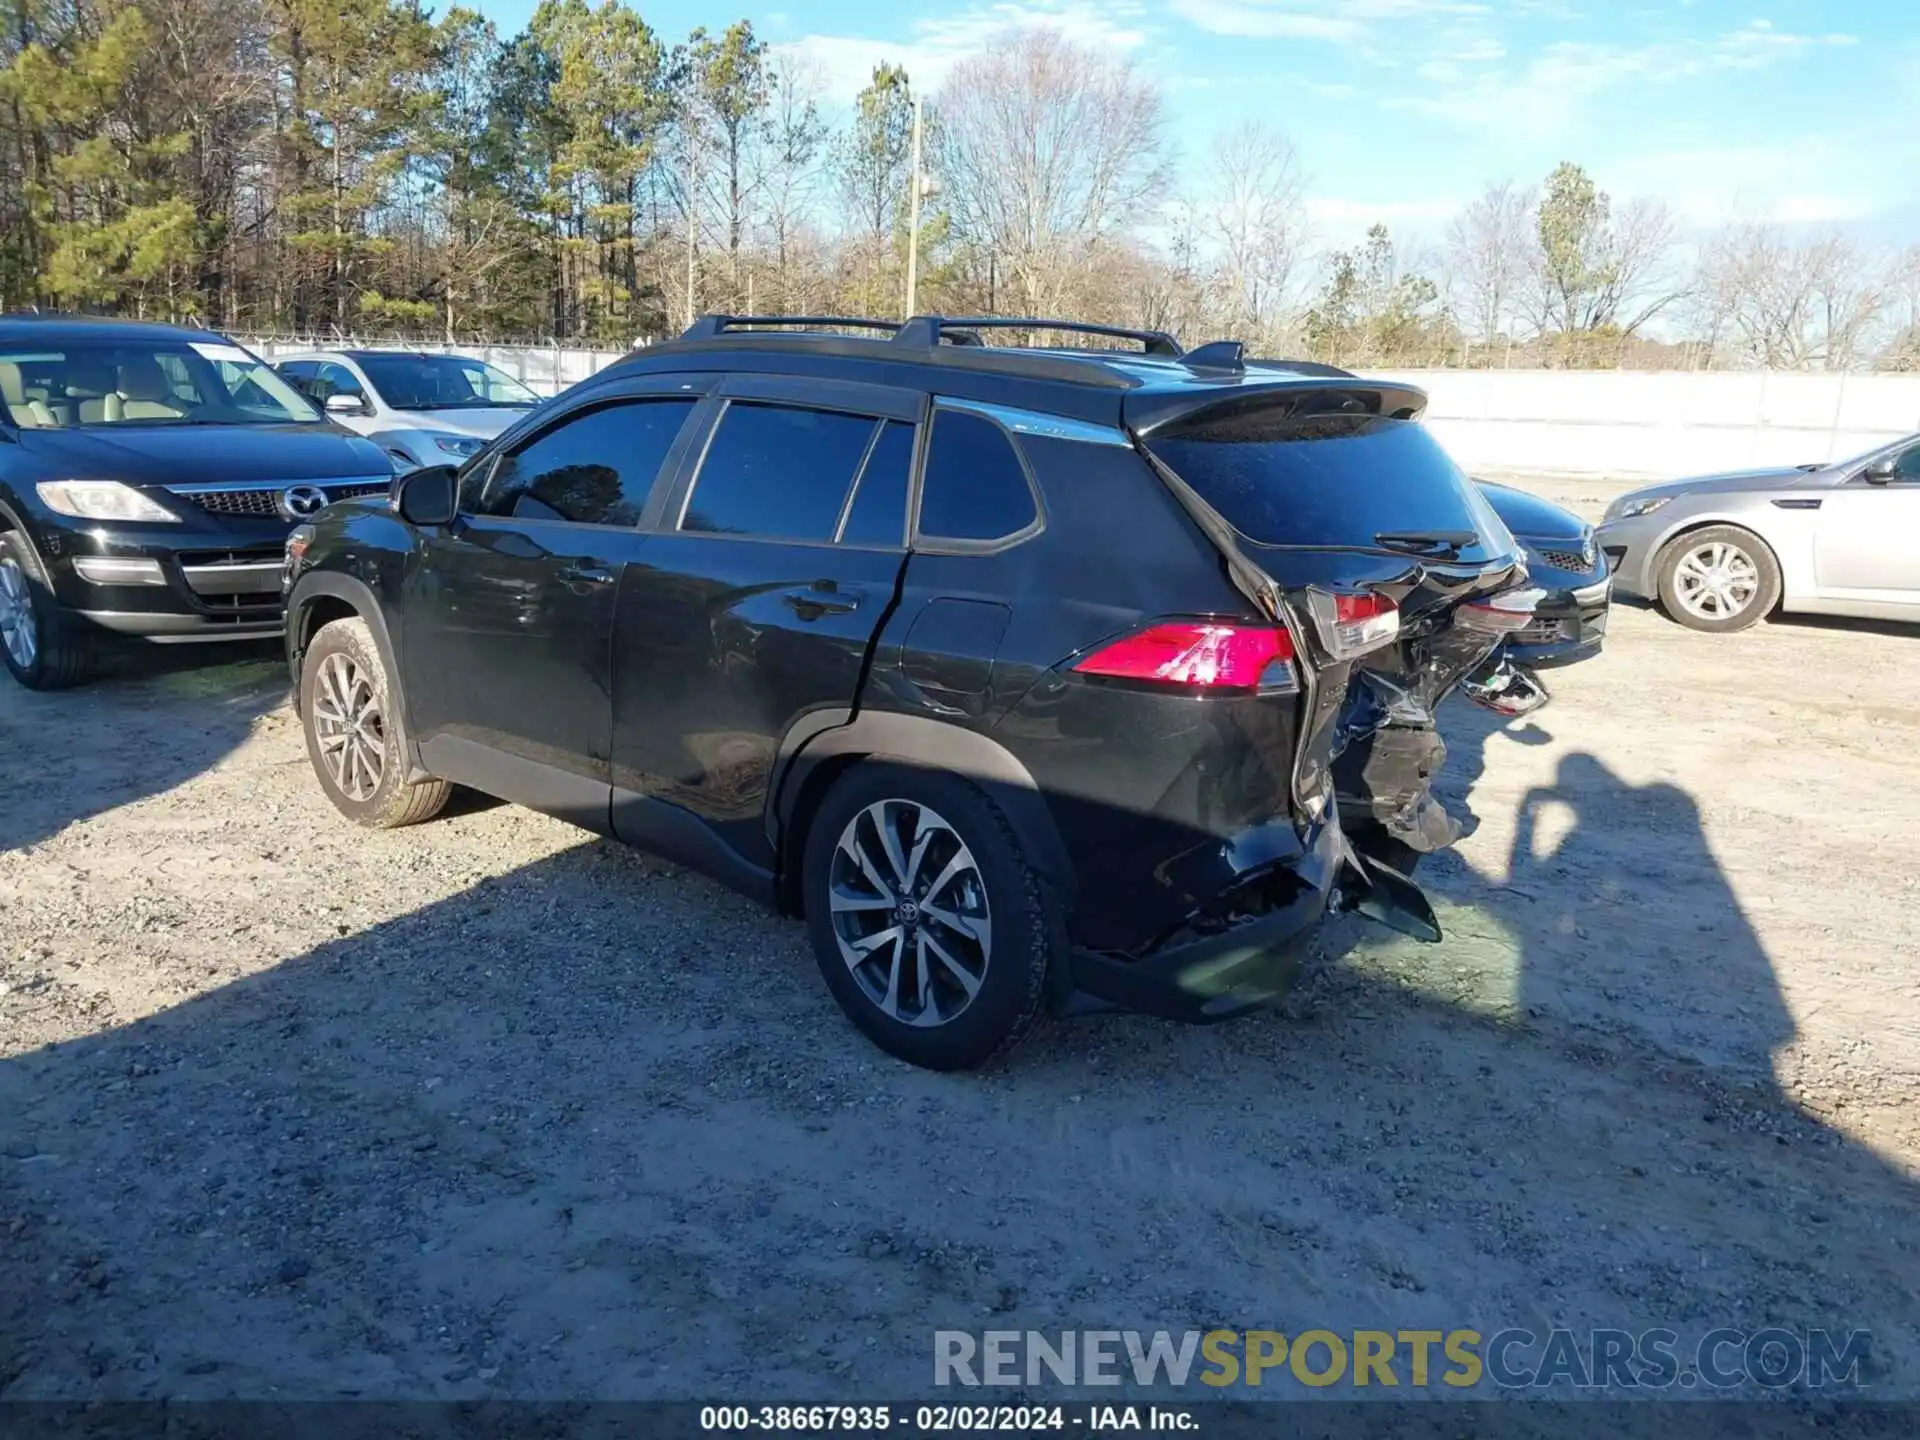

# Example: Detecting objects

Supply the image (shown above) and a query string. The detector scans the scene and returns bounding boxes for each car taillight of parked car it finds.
[1304,589,1400,660]
[1073,620,1299,694]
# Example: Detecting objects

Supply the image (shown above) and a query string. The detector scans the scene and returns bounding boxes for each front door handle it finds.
[782,584,861,620]
[560,564,616,589]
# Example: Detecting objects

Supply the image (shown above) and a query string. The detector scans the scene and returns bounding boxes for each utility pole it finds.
[684,140,698,330]
[904,96,924,320]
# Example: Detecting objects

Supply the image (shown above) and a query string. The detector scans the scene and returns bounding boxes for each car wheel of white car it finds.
[1655,525,1781,634]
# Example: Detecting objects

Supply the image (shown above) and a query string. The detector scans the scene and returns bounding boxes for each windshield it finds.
[0,339,321,429]
[1830,432,1920,473]
[1145,401,1518,561]
[355,354,539,410]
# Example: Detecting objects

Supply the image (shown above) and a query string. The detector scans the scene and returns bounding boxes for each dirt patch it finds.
[3,493,1918,1408]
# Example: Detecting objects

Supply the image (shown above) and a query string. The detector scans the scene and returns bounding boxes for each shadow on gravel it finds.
[1,718,1916,1420]
[0,641,285,855]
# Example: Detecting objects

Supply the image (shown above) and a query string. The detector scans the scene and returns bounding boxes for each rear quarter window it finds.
[917,407,1039,545]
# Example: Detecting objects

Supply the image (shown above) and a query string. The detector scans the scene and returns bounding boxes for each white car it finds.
[272,350,543,472]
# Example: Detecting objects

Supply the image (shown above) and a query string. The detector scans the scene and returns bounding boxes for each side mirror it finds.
[1864,456,1897,484]
[324,392,368,417]
[394,465,457,527]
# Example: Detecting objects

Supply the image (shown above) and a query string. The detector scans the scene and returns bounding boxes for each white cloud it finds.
[1385,25,1859,141]
[1167,0,1488,44]
[1604,144,1890,230]
[776,0,1149,104]
[1163,0,1359,43]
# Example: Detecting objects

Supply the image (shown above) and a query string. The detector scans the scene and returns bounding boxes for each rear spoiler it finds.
[1123,379,1430,438]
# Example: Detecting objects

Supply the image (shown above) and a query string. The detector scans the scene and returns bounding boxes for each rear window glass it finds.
[1147,405,1513,558]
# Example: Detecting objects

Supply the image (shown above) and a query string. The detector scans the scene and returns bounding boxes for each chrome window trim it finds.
[934,397,1132,448]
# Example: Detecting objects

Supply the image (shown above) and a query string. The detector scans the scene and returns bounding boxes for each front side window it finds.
[314,363,365,402]
[0,340,320,428]
[917,407,1039,544]
[1892,445,1920,482]
[476,399,695,527]
[356,354,539,411]
[681,402,881,543]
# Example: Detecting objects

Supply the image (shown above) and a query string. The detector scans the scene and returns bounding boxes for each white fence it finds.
[239,336,1920,481]
[1384,370,1920,480]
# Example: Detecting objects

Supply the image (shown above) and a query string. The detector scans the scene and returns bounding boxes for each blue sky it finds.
[470,0,1920,249]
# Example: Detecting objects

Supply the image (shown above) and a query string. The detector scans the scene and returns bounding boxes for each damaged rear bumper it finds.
[1065,815,1438,1024]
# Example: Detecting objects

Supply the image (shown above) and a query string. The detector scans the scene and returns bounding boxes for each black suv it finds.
[0,314,394,689]
[283,315,1540,1069]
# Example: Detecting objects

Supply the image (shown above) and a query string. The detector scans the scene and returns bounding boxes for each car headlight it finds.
[1613,495,1672,520]
[430,434,485,459]
[36,480,180,523]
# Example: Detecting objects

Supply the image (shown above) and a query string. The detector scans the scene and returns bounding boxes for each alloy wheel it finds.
[0,557,37,671]
[1673,540,1760,621]
[311,651,387,801]
[827,799,992,1028]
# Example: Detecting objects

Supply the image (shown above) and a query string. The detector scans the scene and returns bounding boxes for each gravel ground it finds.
[2,473,1918,1413]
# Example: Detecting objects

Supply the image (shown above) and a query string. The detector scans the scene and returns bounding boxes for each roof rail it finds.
[680,314,905,341]
[924,316,1183,358]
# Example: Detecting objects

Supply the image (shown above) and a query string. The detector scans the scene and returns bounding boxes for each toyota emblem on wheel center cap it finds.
[279,485,329,522]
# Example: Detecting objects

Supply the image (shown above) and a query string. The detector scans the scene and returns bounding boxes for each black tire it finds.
[1655,524,1781,634]
[300,616,451,828]
[802,763,1055,1071]
[0,530,100,691]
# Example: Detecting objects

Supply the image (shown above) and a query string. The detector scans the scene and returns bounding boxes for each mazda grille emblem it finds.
[280,485,329,521]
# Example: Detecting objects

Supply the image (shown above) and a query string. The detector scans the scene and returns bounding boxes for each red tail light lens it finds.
[1074,622,1297,692]
[1305,589,1400,659]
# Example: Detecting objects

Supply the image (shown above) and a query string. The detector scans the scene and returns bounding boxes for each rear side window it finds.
[918,407,1038,544]
[682,402,877,542]
[479,398,694,526]
[838,420,914,547]
[1146,402,1511,559]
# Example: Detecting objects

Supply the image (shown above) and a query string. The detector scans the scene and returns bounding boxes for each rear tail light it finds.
[1305,589,1400,659]
[1457,585,1548,635]
[1073,621,1298,693]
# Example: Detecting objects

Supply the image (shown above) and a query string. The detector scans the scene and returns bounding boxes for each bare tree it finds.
[1692,222,1892,370]
[1202,119,1305,339]
[933,29,1168,319]
[1446,180,1534,341]
[754,54,827,312]
[1874,244,1920,370]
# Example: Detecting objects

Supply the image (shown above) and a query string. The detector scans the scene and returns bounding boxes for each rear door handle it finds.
[560,564,616,588]
[782,584,861,620]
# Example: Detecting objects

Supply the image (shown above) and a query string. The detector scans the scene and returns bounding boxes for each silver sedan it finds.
[1595,433,1920,632]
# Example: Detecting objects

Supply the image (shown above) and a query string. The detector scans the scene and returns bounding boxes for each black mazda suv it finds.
[282,315,1543,1069]
[0,314,395,689]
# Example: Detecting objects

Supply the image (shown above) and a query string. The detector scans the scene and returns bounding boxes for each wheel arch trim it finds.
[286,572,411,737]
[769,709,1077,909]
